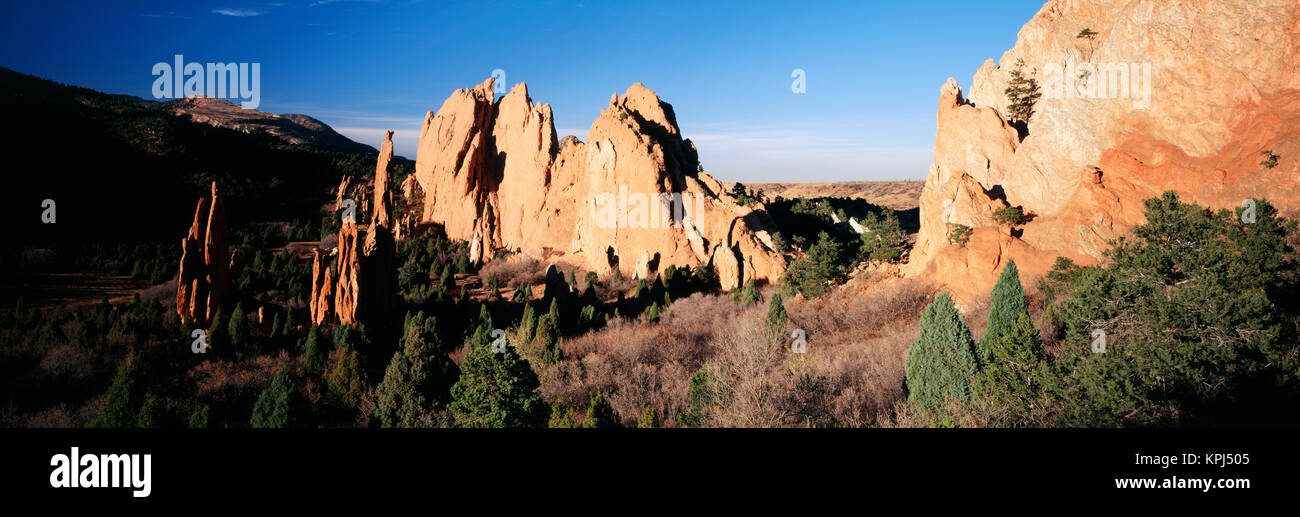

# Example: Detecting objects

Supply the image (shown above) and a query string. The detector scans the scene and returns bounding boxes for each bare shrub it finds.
[477,254,549,289]
[189,351,292,401]
[40,344,98,381]
[542,275,935,427]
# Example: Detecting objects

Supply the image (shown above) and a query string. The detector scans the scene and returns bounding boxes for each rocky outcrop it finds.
[372,130,395,229]
[334,223,362,325]
[309,248,334,325]
[414,79,786,288]
[907,0,1300,303]
[311,132,399,326]
[176,182,235,326]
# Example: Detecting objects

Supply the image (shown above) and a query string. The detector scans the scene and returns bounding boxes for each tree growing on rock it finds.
[1004,59,1041,130]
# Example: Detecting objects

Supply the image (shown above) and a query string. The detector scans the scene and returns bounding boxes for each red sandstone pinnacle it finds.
[175,182,235,328]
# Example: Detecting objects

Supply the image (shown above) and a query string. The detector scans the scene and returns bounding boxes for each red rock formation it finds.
[414,79,786,288]
[175,182,234,326]
[907,0,1300,304]
[309,248,335,325]
[310,130,400,326]
[372,130,395,229]
[334,222,362,326]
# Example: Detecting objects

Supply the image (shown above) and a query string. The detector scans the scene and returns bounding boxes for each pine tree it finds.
[581,390,621,428]
[904,292,979,412]
[736,279,761,306]
[766,292,789,325]
[188,405,211,429]
[136,393,164,428]
[207,308,229,352]
[303,325,328,373]
[228,303,249,349]
[533,299,562,365]
[780,231,844,298]
[328,348,369,410]
[978,260,1029,363]
[449,324,548,428]
[1004,59,1041,126]
[974,313,1047,424]
[250,366,298,428]
[268,313,283,343]
[91,351,142,428]
[547,402,576,428]
[636,406,658,428]
[375,313,460,427]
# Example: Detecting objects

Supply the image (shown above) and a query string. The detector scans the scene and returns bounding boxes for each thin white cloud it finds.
[311,0,383,6]
[212,8,263,16]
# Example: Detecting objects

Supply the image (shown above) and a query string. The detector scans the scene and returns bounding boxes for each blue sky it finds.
[0,0,1045,182]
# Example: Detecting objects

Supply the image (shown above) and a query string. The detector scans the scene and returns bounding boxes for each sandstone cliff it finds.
[414,79,786,289]
[907,0,1300,303]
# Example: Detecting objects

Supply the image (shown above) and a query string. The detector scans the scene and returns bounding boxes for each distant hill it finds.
[743,181,924,210]
[162,96,377,155]
[0,66,409,248]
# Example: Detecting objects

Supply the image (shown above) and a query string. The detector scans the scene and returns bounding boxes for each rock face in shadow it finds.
[907,0,1300,303]
[176,182,234,327]
[414,78,786,289]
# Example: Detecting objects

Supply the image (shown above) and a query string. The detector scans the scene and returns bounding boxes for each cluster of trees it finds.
[767,196,909,299]
[729,182,767,207]
[395,234,471,299]
[904,192,1300,426]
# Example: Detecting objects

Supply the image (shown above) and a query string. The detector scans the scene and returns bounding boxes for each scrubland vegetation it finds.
[2,189,1295,428]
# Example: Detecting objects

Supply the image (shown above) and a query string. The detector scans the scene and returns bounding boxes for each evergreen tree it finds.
[547,402,576,428]
[780,231,844,298]
[904,292,979,412]
[91,351,142,428]
[675,365,720,427]
[766,292,789,325]
[375,313,460,427]
[206,308,229,352]
[228,303,250,349]
[268,313,283,343]
[582,390,621,428]
[136,393,164,428]
[1049,192,1300,426]
[974,314,1048,425]
[636,406,658,428]
[449,324,548,428]
[188,405,211,429]
[735,279,761,306]
[303,325,328,373]
[250,366,298,428]
[533,299,563,365]
[1004,58,1041,126]
[328,349,369,410]
[978,260,1029,363]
